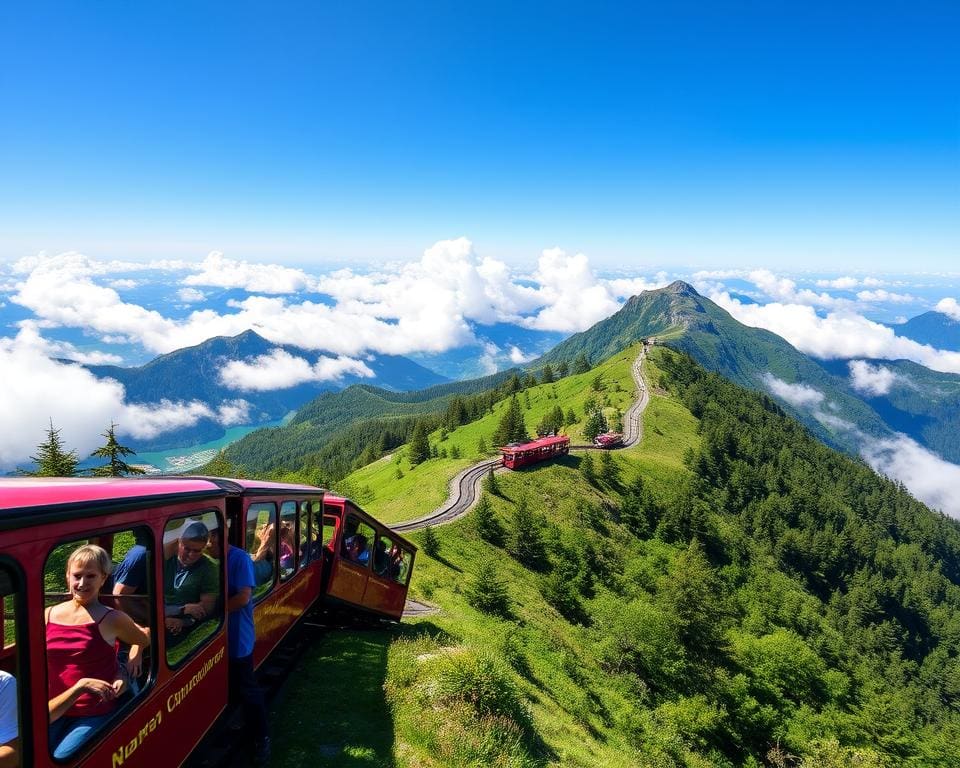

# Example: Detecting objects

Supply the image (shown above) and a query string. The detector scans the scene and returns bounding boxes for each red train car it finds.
[499,435,570,469]
[0,475,414,768]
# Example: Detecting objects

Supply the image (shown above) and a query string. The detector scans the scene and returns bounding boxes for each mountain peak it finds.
[662,280,700,297]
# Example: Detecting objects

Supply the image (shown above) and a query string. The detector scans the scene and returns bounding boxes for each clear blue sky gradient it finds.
[1,1,957,268]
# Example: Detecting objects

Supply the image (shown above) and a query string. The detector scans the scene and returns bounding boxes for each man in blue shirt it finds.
[207,526,270,765]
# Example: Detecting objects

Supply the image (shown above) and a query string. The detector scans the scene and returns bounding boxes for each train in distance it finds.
[0,475,415,768]
[499,434,570,469]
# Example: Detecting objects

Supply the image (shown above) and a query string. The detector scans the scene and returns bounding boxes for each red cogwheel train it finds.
[498,434,570,469]
[0,476,415,767]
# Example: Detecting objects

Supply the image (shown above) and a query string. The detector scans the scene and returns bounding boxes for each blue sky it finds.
[1,1,957,269]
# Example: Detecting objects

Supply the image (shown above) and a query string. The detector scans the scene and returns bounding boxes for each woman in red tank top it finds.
[45,544,150,760]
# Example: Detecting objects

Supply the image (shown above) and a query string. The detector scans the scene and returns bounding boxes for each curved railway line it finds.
[391,345,650,535]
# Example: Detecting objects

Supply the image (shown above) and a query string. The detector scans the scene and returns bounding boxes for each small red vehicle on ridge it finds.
[0,475,415,768]
[499,434,570,469]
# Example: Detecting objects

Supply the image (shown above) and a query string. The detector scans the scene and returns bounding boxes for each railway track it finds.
[391,346,650,535]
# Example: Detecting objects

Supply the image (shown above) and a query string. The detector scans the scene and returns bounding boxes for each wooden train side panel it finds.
[326,559,369,605]
[361,574,405,619]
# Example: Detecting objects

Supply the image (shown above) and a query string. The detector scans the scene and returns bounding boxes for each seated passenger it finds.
[278,521,295,572]
[373,539,389,576]
[163,522,217,641]
[344,534,369,566]
[0,671,17,768]
[252,523,276,585]
[46,545,150,760]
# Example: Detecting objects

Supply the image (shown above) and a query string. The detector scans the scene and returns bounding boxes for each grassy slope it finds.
[273,347,706,766]
[348,345,642,524]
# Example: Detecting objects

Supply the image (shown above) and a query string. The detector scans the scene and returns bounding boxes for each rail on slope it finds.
[391,345,650,535]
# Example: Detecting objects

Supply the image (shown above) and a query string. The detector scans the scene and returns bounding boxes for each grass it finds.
[347,345,644,525]
[273,349,706,766]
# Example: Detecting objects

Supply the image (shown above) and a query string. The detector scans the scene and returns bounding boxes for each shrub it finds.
[466,559,511,617]
[421,526,440,558]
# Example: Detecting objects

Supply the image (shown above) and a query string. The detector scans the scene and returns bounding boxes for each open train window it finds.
[279,501,298,581]
[245,502,277,600]
[341,516,375,569]
[162,514,223,668]
[373,535,412,586]
[1,564,22,768]
[43,527,158,759]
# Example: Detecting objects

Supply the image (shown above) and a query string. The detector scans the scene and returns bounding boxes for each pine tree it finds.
[473,494,504,545]
[90,422,145,477]
[205,450,241,477]
[476,436,488,456]
[421,526,440,558]
[408,420,430,466]
[580,452,596,485]
[556,361,569,378]
[466,559,511,617]
[507,496,547,570]
[484,465,501,496]
[565,407,578,426]
[599,450,619,487]
[573,353,591,374]
[540,364,555,384]
[24,420,79,477]
[492,395,527,446]
[583,409,607,441]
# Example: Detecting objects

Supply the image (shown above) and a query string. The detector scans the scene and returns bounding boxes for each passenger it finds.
[278,521,295,572]
[344,534,369,566]
[389,545,409,582]
[163,522,217,640]
[46,545,150,759]
[0,671,17,768]
[111,529,152,667]
[206,528,270,765]
[252,523,276,585]
[373,539,389,576]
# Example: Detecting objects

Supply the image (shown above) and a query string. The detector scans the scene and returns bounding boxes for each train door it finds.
[362,531,412,618]
[325,512,371,605]
[1,562,24,768]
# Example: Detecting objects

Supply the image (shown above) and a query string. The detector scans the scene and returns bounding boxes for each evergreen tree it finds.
[476,436,488,456]
[466,559,511,617]
[556,360,569,378]
[565,407,578,426]
[408,420,430,466]
[522,372,538,389]
[507,496,547,570]
[421,526,440,558]
[583,410,608,441]
[484,465,501,496]
[580,452,597,485]
[540,364,555,384]
[599,450,619,486]
[89,422,145,477]
[205,450,242,477]
[572,353,591,374]
[473,494,504,545]
[591,373,605,392]
[24,420,79,477]
[492,395,527,446]
[450,444,461,459]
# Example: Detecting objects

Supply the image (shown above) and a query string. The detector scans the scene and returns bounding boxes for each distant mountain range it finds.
[82,330,448,450]
[536,281,960,463]
[892,310,960,352]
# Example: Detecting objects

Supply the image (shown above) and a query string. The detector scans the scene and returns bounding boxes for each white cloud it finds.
[856,289,916,304]
[761,373,826,409]
[935,298,960,321]
[747,269,845,308]
[0,329,247,469]
[14,321,123,365]
[216,399,252,426]
[848,360,906,396]
[108,279,138,290]
[178,287,206,303]
[712,292,960,375]
[218,348,374,391]
[816,276,860,290]
[477,342,501,375]
[184,251,315,294]
[508,346,536,365]
[861,434,960,518]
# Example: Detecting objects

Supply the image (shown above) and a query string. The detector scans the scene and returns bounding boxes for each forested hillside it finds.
[274,346,960,767]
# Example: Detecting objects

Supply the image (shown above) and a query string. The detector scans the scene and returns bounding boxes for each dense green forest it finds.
[274,346,960,767]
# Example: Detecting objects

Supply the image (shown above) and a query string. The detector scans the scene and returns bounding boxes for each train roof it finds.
[174,476,326,497]
[499,434,570,452]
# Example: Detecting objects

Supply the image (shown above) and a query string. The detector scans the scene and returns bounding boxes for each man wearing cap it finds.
[163,521,218,638]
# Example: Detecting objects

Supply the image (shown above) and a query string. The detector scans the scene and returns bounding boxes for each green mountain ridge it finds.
[271,346,960,767]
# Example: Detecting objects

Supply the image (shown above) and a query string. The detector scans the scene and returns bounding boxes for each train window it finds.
[279,502,298,581]
[1,565,22,768]
[298,501,311,568]
[374,536,412,586]
[246,502,277,600]
[162,514,223,668]
[322,514,338,551]
[341,516,375,569]
[43,528,157,759]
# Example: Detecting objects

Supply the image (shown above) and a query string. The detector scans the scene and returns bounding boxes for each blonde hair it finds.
[67,544,112,577]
